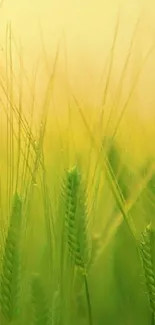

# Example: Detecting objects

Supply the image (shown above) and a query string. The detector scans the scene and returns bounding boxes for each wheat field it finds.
[0,1,155,325]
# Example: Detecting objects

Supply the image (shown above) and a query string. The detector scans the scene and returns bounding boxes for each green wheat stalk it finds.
[62,165,91,271]
[62,165,93,325]
[31,274,51,325]
[52,288,60,325]
[0,192,22,323]
[140,224,155,323]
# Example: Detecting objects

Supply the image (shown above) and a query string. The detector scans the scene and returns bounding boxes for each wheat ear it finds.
[31,274,51,325]
[62,165,91,272]
[0,192,22,322]
[140,224,155,323]
[62,165,93,325]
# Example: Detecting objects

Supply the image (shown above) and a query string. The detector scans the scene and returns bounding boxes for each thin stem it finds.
[151,312,155,325]
[84,274,93,325]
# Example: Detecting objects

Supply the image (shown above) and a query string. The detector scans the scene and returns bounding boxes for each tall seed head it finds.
[140,224,155,315]
[62,165,91,273]
[0,192,22,322]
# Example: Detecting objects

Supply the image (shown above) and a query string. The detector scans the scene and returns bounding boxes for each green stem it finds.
[83,274,93,325]
[151,312,155,325]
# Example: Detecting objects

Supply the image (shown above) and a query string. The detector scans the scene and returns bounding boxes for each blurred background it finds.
[0,2,155,325]
[0,0,155,162]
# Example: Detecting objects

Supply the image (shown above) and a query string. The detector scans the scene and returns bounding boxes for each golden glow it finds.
[0,0,155,161]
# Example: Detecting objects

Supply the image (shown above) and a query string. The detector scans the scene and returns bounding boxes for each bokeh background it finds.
[0,2,155,325]
[0,0,155,162]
